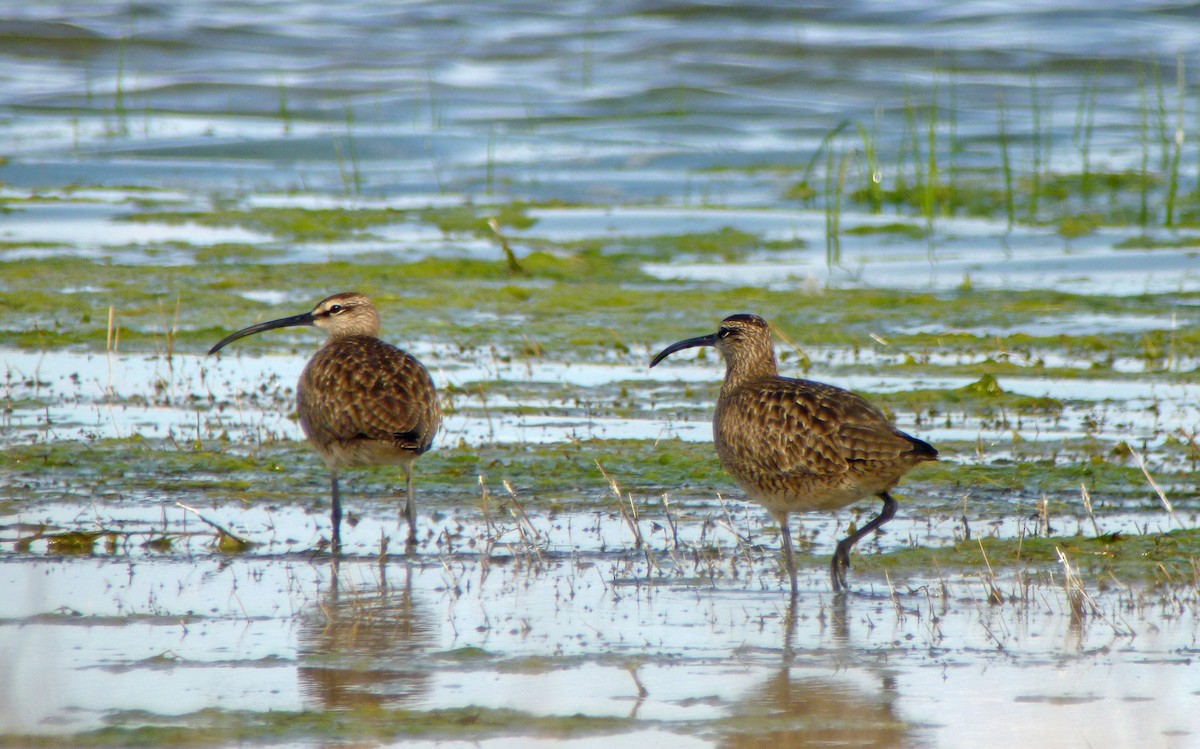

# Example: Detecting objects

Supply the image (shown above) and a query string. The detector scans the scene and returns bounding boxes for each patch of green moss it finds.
[871,526,1200,581]
[901,454,1195,504]
[2,254,1199,377]
[123,206,406,241]
[11,433,1196,532]
[44,530,105,555]
[872,374,1064,420]
[8,705,631,747]
[0,240,60,251]
[419,202,536,235]
[193,243,285,263]
[1114,234,1200,250]
[804,162,1185,229]
[640,226,764,259]
[569,226,802,262]
[121,202,540,243]
[859,178,1007,220]
[1038,170,1150,199]
[436,646,492,661]
[784,181,817,201]
[1058,214,1099,238]
[842,222,927,239]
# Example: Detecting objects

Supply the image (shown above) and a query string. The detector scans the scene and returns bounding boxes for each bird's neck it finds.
[721,351,778,397]
[321,331,376,347]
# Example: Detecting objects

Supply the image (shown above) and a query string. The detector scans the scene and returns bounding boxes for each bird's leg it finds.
[830,547,846,593]
[774,510,798,595]
[829,591,850,641]
[782,592,799,663]
[403,463,417,548]
[831,491,898,593]
[330,470,343,553]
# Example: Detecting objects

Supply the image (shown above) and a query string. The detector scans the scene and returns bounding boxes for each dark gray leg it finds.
[774,510,798,596]
[403,463,417,547]
[831,492,897,593]
[330,470,342,552]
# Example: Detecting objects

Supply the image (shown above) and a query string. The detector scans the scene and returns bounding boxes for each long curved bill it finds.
[208,311,314,355]
[649,333,718,368]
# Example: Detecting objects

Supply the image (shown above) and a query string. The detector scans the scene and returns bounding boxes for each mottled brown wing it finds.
[298,336,441,453]
[716,377,914,479]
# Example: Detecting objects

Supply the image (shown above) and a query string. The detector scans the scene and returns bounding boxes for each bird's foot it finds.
[830,543,852,594]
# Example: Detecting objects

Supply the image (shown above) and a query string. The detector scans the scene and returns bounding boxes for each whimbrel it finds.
[209,292,441,550]
[650,314,936,594]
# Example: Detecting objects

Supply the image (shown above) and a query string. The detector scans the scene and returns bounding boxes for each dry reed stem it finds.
[175,501,252,547]
[1080,482,1101,537]
[596,460,644,549]
[977,538,1004,604]
[708,493,754,574]
[1128,443,1182,528]
[502,479,544,564]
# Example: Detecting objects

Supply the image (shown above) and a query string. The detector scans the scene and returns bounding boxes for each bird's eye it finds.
[718,328,733,339]
[329,304,345,314]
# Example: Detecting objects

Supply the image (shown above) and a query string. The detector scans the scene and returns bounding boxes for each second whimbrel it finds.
[650,313,936,594]
[209,292,441,550]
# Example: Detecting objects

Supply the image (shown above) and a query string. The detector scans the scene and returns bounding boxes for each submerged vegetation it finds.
[21,706,634,746]
[3,241,1200,371]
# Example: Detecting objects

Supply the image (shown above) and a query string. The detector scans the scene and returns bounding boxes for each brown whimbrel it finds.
[650,314,936,594]
[209,292,441,550]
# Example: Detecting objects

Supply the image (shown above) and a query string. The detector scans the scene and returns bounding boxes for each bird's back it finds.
[714,375,935,512]
[297,335,441,468]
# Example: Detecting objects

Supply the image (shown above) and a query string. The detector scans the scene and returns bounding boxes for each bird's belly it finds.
[724,464,893,514]
[310,438,421,469]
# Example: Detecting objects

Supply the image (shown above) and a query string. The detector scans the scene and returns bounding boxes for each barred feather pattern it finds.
[651,312,937,591]
[715,375,935,513]
[298,335,441,470]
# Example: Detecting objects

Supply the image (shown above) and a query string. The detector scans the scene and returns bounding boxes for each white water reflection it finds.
[644,233,1200,296]
[0,201,271,251]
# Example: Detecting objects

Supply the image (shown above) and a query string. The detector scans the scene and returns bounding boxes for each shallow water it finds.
[2,551,1197,747]
[5,1,1200,747]
[7,346,1200,463]
[3,2,1200,293]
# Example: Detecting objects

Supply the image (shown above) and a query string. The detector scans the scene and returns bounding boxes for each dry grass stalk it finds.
[175,501,252,550]
[1128,443,1182,528]
[1080,482,1101,537]
[479,473,495,539]
[977,539,1004,605]
[502,479,544,564]
[714,491,757,576]
[1056,546,1089,627]
[596,460,644,549]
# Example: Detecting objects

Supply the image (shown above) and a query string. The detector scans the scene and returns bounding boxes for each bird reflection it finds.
[297,560,434,709]
[782,594,850,662]
[761,594,908,748]
[720,666,906,749]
